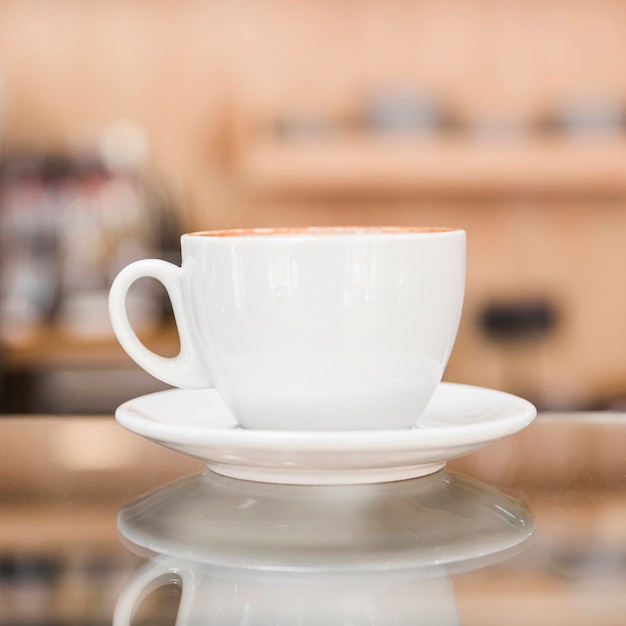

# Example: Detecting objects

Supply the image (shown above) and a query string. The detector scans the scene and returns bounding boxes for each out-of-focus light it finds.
[49,420,137,471]
[100,119,148,171]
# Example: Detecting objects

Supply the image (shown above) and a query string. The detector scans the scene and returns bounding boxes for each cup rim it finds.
[184,226,464,239]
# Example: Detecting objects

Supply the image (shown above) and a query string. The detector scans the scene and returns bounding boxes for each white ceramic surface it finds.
[109,227,466,430]
[115,382,537,484]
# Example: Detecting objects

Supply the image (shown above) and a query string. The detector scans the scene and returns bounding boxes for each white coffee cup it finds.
[109,227,465,430]
[114,556,460,626]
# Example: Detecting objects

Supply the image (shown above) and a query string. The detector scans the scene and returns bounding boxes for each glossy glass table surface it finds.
[1,413,625,625]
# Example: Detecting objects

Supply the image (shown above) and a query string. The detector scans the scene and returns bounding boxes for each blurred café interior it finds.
[1,3,626,626]
[2,0,626,415]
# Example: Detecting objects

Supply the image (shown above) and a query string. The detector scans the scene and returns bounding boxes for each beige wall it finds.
[2,0,626,218]
[1,0,626,407]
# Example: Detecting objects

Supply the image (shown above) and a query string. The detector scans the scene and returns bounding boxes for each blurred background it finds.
[1,0,626,415]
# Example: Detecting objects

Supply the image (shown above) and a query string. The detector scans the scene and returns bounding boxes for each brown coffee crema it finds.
[190,226,459,237]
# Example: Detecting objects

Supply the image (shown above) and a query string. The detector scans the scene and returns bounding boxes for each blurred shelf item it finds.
[239,135,626,198]
[0,150,182,344]
[1,324,179,370]
[544,98,626,138]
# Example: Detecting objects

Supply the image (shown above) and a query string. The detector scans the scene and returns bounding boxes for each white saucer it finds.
[116,383,536,485]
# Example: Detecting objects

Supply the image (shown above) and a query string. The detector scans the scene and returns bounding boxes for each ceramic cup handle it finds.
[113,557,197,626]
[109,259,211,388]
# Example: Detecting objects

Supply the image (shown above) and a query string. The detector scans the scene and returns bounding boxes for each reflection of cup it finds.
[109,227,466,431]
[117,470,533,571]
[115,470,533,625]
[115,557,459,626]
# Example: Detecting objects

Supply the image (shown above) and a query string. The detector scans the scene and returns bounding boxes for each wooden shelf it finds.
[239,135,626,198]
[2,325,179,370]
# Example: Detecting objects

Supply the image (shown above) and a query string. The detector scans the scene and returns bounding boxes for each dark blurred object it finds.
[0,148,182,414]
[0,551,146,626]
[479,299,558,343]
[0,554,61,624]
[478,298,560,406]
[0,149,181,340]
[0,152,65,333]
[540,98,626,138]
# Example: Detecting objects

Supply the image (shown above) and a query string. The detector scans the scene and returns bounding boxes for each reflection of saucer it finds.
[116,383,536,484]
[118,469,534,574]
